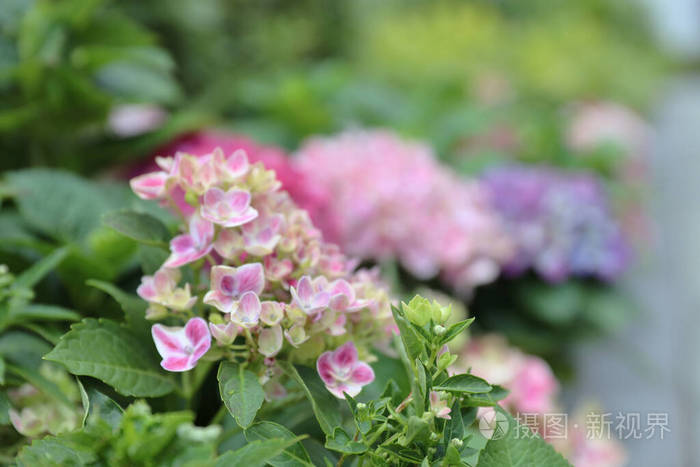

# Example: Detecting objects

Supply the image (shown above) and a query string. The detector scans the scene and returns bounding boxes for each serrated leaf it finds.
[45,318,174,397]
[439,318,474,346]
[217,361,265,428]
[476,415,572,467]
[103,209,170,247]
[434,374,492,394]
[278,362,342,435]
[215,436,308,467]
[244,421,312,467]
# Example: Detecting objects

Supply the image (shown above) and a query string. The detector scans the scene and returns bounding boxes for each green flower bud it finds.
[402,296,433,326]
[433,324,446,336]
[450,438,463,448]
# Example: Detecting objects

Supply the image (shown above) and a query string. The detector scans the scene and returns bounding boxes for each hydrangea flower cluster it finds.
[130,145,394,399]
[482,165,630,283]
[293,130,514,292]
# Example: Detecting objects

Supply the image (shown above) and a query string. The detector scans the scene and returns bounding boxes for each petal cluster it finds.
[131,142,393,401]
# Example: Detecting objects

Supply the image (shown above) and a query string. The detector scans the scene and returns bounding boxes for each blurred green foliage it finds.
[0,0,667,175]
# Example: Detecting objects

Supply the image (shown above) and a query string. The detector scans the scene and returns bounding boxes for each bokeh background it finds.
[1,1,699,465]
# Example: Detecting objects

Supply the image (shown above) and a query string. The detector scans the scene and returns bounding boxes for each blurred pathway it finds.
[566,77,700,467]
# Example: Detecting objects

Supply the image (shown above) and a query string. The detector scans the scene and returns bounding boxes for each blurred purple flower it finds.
[482,165,630,282]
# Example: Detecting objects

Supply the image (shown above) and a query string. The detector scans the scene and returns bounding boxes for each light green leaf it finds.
[45,319,174,397]
[245,421,313,467]
[325,427,367,454]
[9,304,80,323]
[278,362,342,436]
[476,415,572,467]
[215,436,308,467]
[391,305,425,363]
[433,374,492,394]
[439,318,474,346]
[217,361,265,428]
[103,209,170,247]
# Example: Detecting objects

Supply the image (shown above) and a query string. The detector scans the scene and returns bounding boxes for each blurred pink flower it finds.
[429,391,452,420]
[317,341,375,398]
[293,130,513,292]
[152,317,211,372]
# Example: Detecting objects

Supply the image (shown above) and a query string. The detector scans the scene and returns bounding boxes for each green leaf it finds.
[434,374,492,394]
[215,436,308,467]
[443,400,464,445]
[391,305,425,363]
[9,304,80,323]
[103,209,170,247]
[244,421,312,467]
[325,427,367,454]
[78,381,123,430]
[86,279,149,339]
[217,361,265,429]
[45,318,174,397]
[0,391,10,425]
[13,246,68,289]
[6,169,122,242]
[476,415,572,467]
[278,362,342,435]
[439,318,474,346]
[464,385,509,407]
[16,430,100,466]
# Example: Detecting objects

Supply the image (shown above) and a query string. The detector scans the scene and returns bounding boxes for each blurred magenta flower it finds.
[482,165,630,282]
[294,130,513,292]
[317,341,375,398]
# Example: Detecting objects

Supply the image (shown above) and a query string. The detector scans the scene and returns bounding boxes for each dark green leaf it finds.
[325,427,367,454]
[45,319,175,397]
[434,374,492,394]
[103,209,170,247]
[215,436,308,467]
[13,247,68,289]
[278,361,342,435]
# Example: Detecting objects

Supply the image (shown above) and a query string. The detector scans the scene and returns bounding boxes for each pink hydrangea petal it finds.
[162,356,193,372]
[232,291,261,327]
[295,276,313,302]
[316,352,336,386]
[191,341,211,360]
[137,277,157,301]
[227,189,252,212]
[349,362,375,385]
[203,290,234,313]
[130,172,167,200]
[171,234,195,254]
[203,187,225,206]
[226,149,249,177]
[311,292,331,310]
[190,215,214,246]
[234,263,265,295]
[222,208,259,228]
[331,341,358,368]
[152,325,183,354]
[184,317,210,345]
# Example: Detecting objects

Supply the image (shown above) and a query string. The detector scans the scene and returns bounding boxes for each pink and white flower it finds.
[151,317,211,372]
[230,291,261,328]
[316,341,375,398]
[164,214,214,268]
[290,276,330,315]
[208,321,239,346]
[240,214,283,256]
[137,268,196,311]
[130,171,168,200]
[200,187,258,227]
[327,279,368,312]
[429,391,452,420]
[203,263,265,313]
